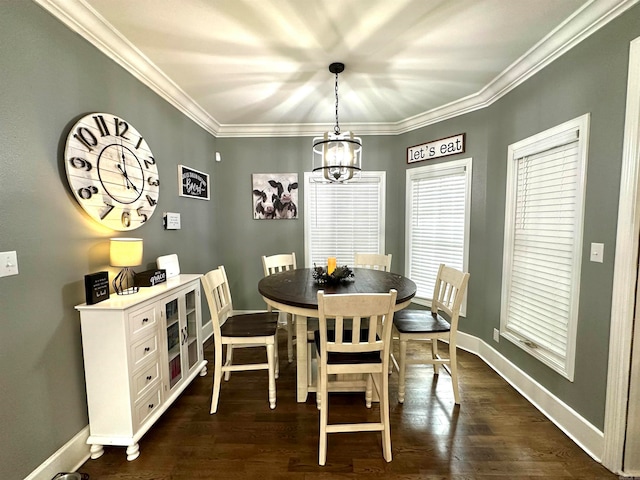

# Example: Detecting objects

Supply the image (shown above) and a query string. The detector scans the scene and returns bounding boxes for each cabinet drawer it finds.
[132,361,160,399]
[129,307,157,339]
[131,334,159,370]
[135,387,162,429]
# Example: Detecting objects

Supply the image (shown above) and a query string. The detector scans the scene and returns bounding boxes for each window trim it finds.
[404,157,472,315]
[499,113,590,381]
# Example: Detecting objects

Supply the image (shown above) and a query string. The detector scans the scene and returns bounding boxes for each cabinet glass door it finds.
[185,289,198,370]
[165,298,182,388]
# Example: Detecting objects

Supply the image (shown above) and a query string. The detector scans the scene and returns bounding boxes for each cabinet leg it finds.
[89,444,104,460]
[199,364,207,376]
[126,443,140,461]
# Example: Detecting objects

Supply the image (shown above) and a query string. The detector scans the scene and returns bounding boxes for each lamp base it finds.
[113,267,139,295]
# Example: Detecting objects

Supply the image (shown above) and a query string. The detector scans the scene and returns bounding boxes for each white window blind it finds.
[304,171,385,267]
[405,158,471,309]
[501,114,589,380]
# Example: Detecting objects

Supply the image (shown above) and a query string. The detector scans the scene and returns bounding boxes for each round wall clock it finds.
[64,113,160,231]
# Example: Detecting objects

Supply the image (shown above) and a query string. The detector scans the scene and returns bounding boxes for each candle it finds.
[327,257,337,275]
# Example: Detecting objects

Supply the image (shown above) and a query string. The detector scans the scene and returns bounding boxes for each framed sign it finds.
[84,271,110,305]
[178,165,210,200]
[407,133,465,164]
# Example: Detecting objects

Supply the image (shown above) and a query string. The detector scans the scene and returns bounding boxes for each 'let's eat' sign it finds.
[407,133,465,164]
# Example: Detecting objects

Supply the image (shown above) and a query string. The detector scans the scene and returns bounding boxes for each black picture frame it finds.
[178,165,210,200]
[84,271,110,305]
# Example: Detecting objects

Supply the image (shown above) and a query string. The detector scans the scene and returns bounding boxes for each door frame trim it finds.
[603,35,640,474]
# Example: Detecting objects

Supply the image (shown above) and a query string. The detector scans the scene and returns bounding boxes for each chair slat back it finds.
[201,266,234,336]
[262,252,297,276]
[317,290,397,356]
[353,253,392,272]
[432,264,470,328]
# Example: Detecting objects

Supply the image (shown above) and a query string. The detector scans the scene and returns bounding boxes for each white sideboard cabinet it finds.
[76,274,208,461]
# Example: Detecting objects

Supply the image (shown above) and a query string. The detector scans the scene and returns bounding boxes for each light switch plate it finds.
[590,243,604,263]
[0,251,19,277]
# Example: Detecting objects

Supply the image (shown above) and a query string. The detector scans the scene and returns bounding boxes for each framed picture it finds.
[178,165,210,200]
[252,173,298,220]
[84,271,110,305]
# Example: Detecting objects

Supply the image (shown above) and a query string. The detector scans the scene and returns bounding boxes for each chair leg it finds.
[267,343,277,409]
[274,329,280,379]
[379,371,392,462]
[210,344,223,414]
[287,313,294,363]
[365,373,373,408]
[450,344,460,404]
[224,345,233,381]
[431,339,439,376]
[398,338,408,404]
[318,360,328,466]
[316,354,321,410]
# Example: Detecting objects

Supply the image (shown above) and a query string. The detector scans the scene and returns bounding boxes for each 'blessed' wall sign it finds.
[407,133,465,164]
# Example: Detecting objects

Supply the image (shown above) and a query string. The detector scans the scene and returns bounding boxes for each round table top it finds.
[258,267,417,310]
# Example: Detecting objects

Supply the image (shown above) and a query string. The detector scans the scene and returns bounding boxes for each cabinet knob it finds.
[146,375,152,381]
[148,403,154,409]
[142,317,149,323]
[144,347,150,352]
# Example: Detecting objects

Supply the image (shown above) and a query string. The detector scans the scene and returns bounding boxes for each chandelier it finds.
[312,62,362,183]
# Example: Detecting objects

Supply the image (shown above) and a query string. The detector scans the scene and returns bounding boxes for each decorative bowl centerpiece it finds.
[313,264,354,285]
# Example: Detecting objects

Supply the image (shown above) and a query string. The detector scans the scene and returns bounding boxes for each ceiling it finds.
[37,0,636,136]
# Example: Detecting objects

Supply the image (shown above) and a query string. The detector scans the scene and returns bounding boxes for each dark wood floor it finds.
[78,334,618,479]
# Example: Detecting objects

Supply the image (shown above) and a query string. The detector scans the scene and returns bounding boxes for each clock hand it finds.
[117,164,139,192]
[119,142,128,173]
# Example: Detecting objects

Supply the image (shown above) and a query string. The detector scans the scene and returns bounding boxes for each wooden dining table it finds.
[258,267,417,402]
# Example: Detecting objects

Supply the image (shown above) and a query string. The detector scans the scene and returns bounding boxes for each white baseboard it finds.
[457,332,604,462]
[31,332,607,478]
[25,426,90,480]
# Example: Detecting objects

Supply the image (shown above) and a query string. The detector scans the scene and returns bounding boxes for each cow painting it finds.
[251,173,299,220]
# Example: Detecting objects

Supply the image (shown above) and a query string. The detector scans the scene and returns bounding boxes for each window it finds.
[500,114,589,381]
[405,158,472,312]
[304,171,385,267]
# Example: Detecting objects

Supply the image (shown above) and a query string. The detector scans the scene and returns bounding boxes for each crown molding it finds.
[35,0,638,138]
[33,0,221,136]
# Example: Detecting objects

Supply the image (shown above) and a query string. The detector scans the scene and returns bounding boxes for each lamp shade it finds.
[110,238,143,267]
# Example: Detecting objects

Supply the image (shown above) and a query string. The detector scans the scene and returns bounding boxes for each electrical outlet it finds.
[0,251,19,278]
[493,328,500,343]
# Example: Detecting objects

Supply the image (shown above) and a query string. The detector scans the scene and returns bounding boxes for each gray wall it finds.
[2,1,639,478]
[0,2,218,478]
[215,134,404,309]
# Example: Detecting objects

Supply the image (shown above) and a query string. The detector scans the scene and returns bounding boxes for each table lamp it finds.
[110,237,143,295]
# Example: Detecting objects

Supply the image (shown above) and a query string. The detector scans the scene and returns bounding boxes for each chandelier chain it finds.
[334,71,340,135]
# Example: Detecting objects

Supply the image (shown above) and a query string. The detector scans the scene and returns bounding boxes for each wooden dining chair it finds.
[262,252,297,363]
[354,253,392,271]
[315,288,397,465]
[201,265,279,413]
[392,264,470,404]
